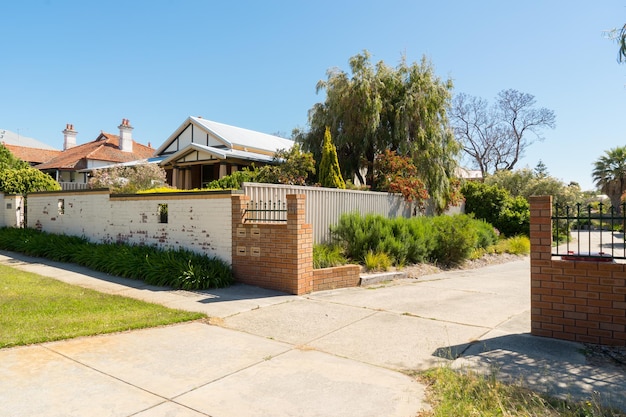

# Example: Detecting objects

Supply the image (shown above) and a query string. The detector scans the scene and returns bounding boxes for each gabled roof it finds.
[155,116,293,156]
[160,143,275,166]
[36,132,154,170]
[3,144,61,165]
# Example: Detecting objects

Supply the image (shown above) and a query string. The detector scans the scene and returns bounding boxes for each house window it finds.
[6,202,12,210]
[158,203,168,223]
[58,199,65,215]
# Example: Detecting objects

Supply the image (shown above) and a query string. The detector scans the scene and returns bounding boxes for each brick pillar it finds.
[529,195,553,267]
[230,194,313,295]
[529,195,554,338]
[287,194,313,294]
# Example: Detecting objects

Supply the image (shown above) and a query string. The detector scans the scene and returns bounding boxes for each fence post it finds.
[529,195,554,339]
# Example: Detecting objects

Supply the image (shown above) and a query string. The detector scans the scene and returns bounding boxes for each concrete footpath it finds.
[1,251,625,416]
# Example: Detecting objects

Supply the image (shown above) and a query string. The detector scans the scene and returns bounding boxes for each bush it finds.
[492,236,531,255]
[204,169,258,190]
[0,228,233,290]
[430,215,479,267]
[313,244,348,269]
[330,212,494,267]
[462,181,530,237]
[330,213,434,265]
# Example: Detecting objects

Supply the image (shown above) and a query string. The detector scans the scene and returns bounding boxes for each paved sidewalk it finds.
[1,251,625,416]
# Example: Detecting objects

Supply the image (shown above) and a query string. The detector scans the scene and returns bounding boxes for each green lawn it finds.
[0,264,205,348]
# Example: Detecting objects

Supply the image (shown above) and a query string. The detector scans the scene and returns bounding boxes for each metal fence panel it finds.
[552,202,626,261]
[242,182,414,243]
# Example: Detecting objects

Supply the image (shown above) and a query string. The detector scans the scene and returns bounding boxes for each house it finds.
[0,129,61,166]
[36,119,154,186]
[155,116,293,189]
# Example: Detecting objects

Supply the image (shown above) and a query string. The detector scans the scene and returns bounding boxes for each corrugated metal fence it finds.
[242,182,415,243]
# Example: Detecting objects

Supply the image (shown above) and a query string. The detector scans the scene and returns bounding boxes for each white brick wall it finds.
[26,190,234,264]
[1,193,24,228]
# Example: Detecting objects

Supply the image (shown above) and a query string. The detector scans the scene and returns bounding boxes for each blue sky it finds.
[1,0,625,191]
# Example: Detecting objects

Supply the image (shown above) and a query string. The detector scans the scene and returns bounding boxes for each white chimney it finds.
[118,118,133,152]
[63,123,77,150]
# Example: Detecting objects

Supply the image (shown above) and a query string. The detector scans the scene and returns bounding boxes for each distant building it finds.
[456,167,483,181]
[154,116,293,189]
[0,129,61,166]
[36,119,154,186]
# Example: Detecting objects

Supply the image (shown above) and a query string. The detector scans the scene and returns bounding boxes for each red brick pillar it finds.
[230,194,313,295]
[287,194,313,294]
[529,195,555,338]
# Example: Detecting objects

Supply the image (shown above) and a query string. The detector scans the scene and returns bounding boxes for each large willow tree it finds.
[298,51,459,213]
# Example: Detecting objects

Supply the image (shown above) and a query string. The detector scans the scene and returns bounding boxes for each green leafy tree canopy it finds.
[299,50,459,213]
[592,146,626,213]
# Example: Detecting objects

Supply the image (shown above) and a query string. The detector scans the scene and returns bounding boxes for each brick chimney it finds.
[63,123,77,150]
[118,118,133,152]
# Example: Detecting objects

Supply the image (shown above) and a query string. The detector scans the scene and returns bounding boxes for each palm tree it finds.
[592,146,626,214]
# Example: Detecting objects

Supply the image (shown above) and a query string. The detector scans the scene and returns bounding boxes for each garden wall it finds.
[26,189,233,264]
[231,194,360,295]
[0,193,24,228]
[5,190,360,295]
[530,195,626,346]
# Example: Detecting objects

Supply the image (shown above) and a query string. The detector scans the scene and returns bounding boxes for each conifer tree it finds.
[318,127,345,189]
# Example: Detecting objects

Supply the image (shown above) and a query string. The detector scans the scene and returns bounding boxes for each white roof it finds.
[155,116,293,156]
[0,129,59,150]
[191,117,293,151]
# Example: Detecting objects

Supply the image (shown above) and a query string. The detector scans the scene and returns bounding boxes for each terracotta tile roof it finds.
[2,144,62,165]
[35,132,155,170]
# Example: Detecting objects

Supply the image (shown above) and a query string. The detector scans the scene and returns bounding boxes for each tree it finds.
[0,144,60,194]
[534,160,549,178]
[606,23,626,63]
[373,150,429,206]
[299,51,460,213]
[256,144,315,186]
[485,168,582,207]
[592,146,626,214]
[89,162,168,194]
[318,127,345,189]
[450,89,556,176]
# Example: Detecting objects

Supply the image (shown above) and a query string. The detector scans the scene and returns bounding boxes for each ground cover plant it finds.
[0,264,204,348]
[418,366,624,417]
[0,227,233,290]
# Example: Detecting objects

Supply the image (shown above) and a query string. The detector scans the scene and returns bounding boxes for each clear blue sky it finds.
[1,0,625,191]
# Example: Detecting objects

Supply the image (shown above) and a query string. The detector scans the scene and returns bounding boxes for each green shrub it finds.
[330,213,434,266]
[0,227,233,290]
[491,236,531,255]
[506,236,530,255]
[462,181,530,237]
[364,251,392,272]
[313,244,348,269]
[474,220,499,249]
[204,169,258,190]
[430,215,479,267]
[331,212,492,267]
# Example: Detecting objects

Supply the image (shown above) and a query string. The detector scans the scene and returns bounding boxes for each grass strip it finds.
[418,366,624,417]
[0,264,204,348]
